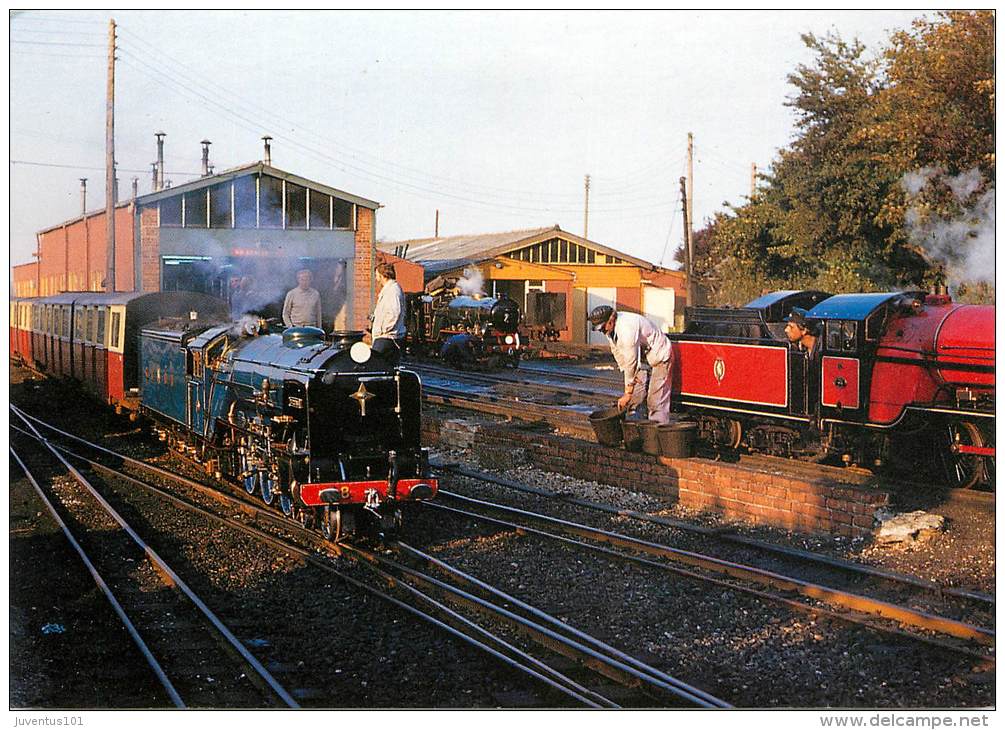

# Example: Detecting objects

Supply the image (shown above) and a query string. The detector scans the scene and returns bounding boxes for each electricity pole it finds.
[686,133,694,280]
[105,18,116,293]
[750,163,757,198]
[583,174,591,239]
[680,176,694,308]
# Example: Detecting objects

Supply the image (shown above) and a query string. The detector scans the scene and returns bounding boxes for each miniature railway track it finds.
[422,485,994,663]
[9,411,299,709]
[10,406,729,708]
[436,463,995,607]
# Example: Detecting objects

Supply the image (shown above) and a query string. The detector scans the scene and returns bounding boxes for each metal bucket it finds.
[639,421,662,456]
[622,419,654,452]
[657,421,698,458]
[589,407,624,447]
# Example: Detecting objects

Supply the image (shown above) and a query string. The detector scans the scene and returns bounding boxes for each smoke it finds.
[900,167,995,292]
[456,266,486,297]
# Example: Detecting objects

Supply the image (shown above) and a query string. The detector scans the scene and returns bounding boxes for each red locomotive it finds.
[670,290,994,489]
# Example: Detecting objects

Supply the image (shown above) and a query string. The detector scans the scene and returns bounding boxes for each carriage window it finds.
[97,309,106,345]
[88,309,97,343]
[110,312,121,348]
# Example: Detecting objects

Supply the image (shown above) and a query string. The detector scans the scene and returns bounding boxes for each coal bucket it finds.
[639,421,663,456]
[589,407,624,447]
[657,421,698,458]
[622,419,655,452]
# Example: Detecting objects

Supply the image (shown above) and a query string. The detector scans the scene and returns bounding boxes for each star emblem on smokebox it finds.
[349,382,376,417]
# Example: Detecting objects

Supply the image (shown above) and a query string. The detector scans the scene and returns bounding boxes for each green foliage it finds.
[692,12,994,305]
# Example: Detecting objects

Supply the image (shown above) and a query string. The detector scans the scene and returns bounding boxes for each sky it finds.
[9,9,929,271]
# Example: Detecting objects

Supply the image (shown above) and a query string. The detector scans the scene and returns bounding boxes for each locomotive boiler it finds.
[671,290,994,489]
[140,322,437,541]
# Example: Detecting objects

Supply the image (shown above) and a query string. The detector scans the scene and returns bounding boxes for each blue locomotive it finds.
[139,319,437,541]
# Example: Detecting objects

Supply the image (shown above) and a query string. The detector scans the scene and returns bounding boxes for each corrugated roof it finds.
[380,225,661,274]
[380,227,557,266]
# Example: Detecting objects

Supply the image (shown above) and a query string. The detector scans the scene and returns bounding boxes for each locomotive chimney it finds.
[262,135,272,166]
[201,139,212,176]
[155,131,166,191]
[79,178,87,214]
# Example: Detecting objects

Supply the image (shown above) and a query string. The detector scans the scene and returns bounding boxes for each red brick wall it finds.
[12,262,38,297]
[34,206,136,294]
[139,206,160,292]
[352,206,376,330]
[423,412,890,538]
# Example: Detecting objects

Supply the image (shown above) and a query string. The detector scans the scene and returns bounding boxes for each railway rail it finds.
[422,485,994,662]
[10,410,299,709]
[10,405,729,708]
[436,462,995,605]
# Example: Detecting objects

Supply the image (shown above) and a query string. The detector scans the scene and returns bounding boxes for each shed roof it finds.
[380,225,661,275]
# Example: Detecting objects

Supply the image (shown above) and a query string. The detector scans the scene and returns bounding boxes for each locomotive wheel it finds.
[260,474,277,505]
[278,492,294,516]
[243,470,258,495]
[320,506,356,542]
[938,421,986,490]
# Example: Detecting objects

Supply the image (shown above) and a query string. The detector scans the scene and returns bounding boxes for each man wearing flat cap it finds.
[784,307,819,354]
[588,305,674,424]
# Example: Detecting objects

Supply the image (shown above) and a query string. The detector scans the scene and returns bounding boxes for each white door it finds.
[642,286,676,333]
[586,287,617,345]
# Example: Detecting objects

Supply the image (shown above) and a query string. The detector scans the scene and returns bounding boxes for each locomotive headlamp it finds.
[350,341,372,364]
[505,335,514,345]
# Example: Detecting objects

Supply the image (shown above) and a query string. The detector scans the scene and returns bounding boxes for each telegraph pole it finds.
[680,176,694,308]
[750,163,757,198]
[686,132,694,279]
[105,18,116,293]
[583,174,591,239]
[435,209,439,238]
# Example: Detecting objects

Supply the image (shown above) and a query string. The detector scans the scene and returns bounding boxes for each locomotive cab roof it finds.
[805,291,926,321]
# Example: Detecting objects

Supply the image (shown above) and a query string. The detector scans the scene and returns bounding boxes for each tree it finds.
[694,13,994,304]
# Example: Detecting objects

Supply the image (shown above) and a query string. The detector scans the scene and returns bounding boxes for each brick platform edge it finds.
[423,412,891,538]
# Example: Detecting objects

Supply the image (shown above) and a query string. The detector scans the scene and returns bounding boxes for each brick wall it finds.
[140,206,159,292]
[353,206,375,330]
[423,412,890,538]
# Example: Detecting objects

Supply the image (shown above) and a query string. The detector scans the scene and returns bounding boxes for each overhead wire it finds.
[116,45,677,215]
[116,27,681,206]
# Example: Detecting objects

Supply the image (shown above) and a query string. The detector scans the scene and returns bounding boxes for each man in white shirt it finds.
[588,305,674,424]
[282,269,322,328]
[370,262,406,366]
